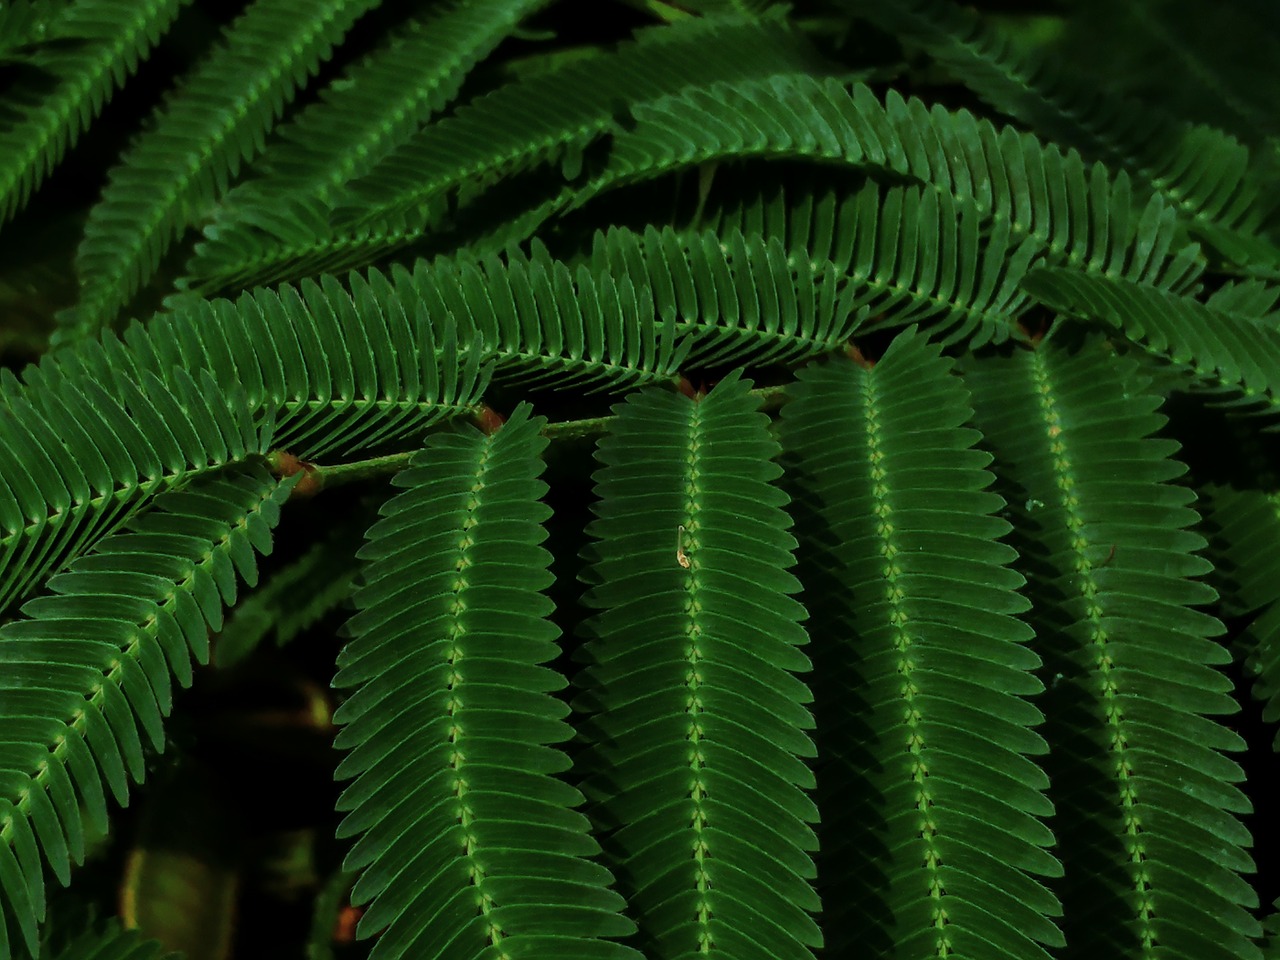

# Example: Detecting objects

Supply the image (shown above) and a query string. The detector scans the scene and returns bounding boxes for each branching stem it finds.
[307,383,789,491]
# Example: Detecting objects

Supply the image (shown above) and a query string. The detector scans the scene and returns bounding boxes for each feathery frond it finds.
[853,0,1280,275]
[694,180,1037,347]
[192,15,831,293]
[183,0,550,296]
[565,74,1205,300]
[780,329,1060,958]
[388,238,690,393]
[1022,268,1280,421]
[55,0,380,342]
[0,465,294,958]
[575,372,821,959]
[0,0,188,228]
[964,333,1260,960]
[332,405,640,960]
[1,266,489,620]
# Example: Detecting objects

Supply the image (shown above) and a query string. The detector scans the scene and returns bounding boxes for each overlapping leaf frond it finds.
[333,13,829,228]
[1022,268,1280,421]
[1192,427,1280,749]
[779,329,1059,958]
[332,406,640,960]
[964,334,1259,960]
[189,15,831,294]
[0,0,188,228]
[40,919,177,960]
[563,74,1204,301]
[853,0,1280,275]
[575,373,821,959]
[2,265,489,619]
[696,179,1037,347]
[54,0,381,343]
[386,224,865,389]
[0,464,294,959]
[182,0,550,297]
[389,239,689,393]
[582,225,858,369]
[0,345,266,617]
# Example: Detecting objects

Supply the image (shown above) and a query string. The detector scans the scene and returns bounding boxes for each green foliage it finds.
[576,373,818,958]
[0,0,189,228]
[40,919,177,960]
[1,0,1279,957]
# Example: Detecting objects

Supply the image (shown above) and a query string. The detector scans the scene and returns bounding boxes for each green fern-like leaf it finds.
[582,225,857,371]
[0,464,294,959]
[384,225,861,389]
[575,372,821,958]
[686,179,1038,347]
[55,0,380,341]
[779,329,1061,958]
[1,264,490,616]
[566,73,1204,300]
[0,0,189,228]
[334,14,829,228]
[194,14,831,293]
[0,348,267,614]
[964,334,1260,960]
[1022,268,1280,420]
[388,238,692,393]
[183,0,550,295]
[854,0,1280,275]
[332,405,640,960]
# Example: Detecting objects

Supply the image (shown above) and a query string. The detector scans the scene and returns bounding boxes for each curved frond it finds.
[196,15,831,293]
[779,329,1060,958]
[2,266,489,618]
[568,73,1204,300]
[54,0,380,342]
[183,0,549,294]
[0,348,266,616]
[332,405,640,960]
[384,225,860,389]
[854,0,1280,274]
[696,180,1037,347]
[0,0,188,228]
[389,238,691,393]
[964,334,1260,960]
[1022,268,1280,420]
[334,14,829,229]
[0,464,293,959]
[575,372,821,959]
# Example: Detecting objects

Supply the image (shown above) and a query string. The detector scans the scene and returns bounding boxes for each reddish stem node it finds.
[474,404,506,434]
[845,342,875,369]
[266,450,324,499]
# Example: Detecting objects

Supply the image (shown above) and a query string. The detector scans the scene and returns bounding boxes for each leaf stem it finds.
[306,384,790,491]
